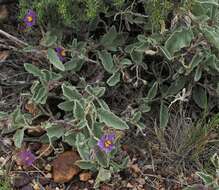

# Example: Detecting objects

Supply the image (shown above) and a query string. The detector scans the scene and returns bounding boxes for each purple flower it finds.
[23,9,36,27]
[55,47,66,62]
[17,150,36,166]
[97,133,116,153]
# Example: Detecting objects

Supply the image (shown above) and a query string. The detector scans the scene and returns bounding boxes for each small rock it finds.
[88,179,94,184]
[79,172,92,181]
[127,182,134,188]
[45,173,52,179]
[0,157,5,164]
[45,164,52,171]
[52,151,80,183]
[137,178,145,185]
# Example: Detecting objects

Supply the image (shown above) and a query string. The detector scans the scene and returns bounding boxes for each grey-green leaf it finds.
[147,82,158,99]
[13,128,25,148]
[24,63,43,78]
[76,133,90,160]
[32,85,48,104]
[202,26,219,50]
[0,111,7,119]
[73,100,84,119]
[107,72,121,86]
[40,32,57,47]
[85,85,106,97]
[192,86,207,109]
[194,66,202,82]
[164,28,194,57]
[196,172,214,184]
[98,108,129,129]
[120,58,133,66]
[62,83,82,101]
[75,160,97,170]
[58,101,74,111]
[45,123,64,139]
[47,48,65,71]
[95,148,109,167]
[130,50,143,64]
[98,50,116,74]
[160,102,169,128]
[94,168,111,188]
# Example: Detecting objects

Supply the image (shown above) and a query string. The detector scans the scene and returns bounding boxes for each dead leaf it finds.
[52,151,80,183]
[25,101,39,116]
[126,183,134,188]
[145,49,157,55]
[27,125,45,137]
[160,20,167,34]
[36,144,53,157]
[0,50,9,62]
[0,5,8,21]
[79,172,92,182]
[130,164,141,174]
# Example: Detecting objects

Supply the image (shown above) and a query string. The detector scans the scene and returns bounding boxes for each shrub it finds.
[19,0,126,29]
[9,0,219,187]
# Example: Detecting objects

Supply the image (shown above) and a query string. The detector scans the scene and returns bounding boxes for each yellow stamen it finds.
[27,16,33,22]
[60,49,66,57]
[104,140,112,148]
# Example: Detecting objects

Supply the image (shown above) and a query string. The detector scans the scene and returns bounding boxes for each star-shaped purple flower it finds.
[55,47,66,62]
[17,150,36,166]
[23,9,36,27]
[97,133,116,153]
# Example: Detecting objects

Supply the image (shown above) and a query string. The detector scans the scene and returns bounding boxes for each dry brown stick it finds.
[0,29,28,46]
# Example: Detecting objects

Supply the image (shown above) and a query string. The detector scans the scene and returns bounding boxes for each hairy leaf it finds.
[164,28,194,58]
[62,83,82,101]
[160,102,169,128]
[98,108,129,129]
[47,48,65,71]
[107,72,121,86]
[98,50,116,73]
[13,128,24,148]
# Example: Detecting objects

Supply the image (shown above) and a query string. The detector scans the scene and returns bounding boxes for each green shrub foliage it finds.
[19,0,126,28]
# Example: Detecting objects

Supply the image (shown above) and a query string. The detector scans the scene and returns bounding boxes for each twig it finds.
[0,29,28,46]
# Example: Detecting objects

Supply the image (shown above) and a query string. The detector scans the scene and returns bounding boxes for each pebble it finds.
[45,164,52,171]
[127,182,134,188]
[45,173,52,179]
